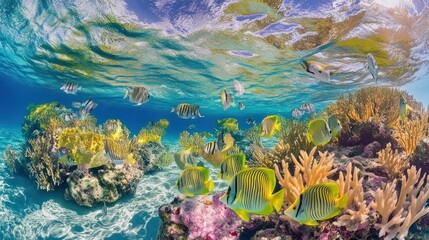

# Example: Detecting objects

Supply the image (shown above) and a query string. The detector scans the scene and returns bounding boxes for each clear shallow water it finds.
[1,0,429,239]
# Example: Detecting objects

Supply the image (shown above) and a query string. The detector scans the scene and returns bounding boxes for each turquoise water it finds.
[1,0,429,239]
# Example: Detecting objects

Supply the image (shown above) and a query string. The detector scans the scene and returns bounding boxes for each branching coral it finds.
[25,134,62,191]
[372,166,429,240]
[277,119,313,157]
[274,147,336,205]
[334,163,369,231]
[326,87,422,132]
[392,115,429,156]
[153,148,174,169]
[178,131,212,155]
[4,145,18,173]
[250,139,290,168]
[245,125,262,146]
[377,143,408,179]
[137,119,170,145]
[22,102,62,139]
[216,118,239,133]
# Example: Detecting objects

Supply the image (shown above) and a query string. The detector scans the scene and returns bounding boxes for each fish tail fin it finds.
[171,107,175,113]
[406,104,414,112]
[336,193,348,209]
[124,88,130,99]
[206,179,214,191]
[271,188,285,212]
[217,172,222,179]
[78,86,82,91]
[234,209,250,222]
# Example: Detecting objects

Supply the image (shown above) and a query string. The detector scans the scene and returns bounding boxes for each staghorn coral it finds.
[25,134,63,191]
[372,166,429,240]
[377,143,409,179]
[326,87,422,132]
[250,139,290,168]
[334,163,370,232]
[4,145,18,173]
[274,147,336,205]
[392,114,429,156]
[278,118,313,157]
[245,125,262,146]
[216,118,239,133]
[102,119,124,140]
[178,131,212,155]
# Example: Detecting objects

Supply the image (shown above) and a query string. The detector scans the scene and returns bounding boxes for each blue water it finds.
[1,0,429,239]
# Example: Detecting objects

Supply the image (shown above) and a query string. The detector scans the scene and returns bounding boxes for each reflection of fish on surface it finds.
[124,86,150,105]
[284,182,348,226]
[233,80,244,96]
[220,167,285,221]
[366,53,378,83]
[177,166,214,197]
[301,60,332,82]
[171,103,204,119]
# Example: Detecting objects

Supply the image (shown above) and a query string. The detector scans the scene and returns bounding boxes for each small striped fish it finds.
[221,88,233,110]
[204,141,218,155]
[177,166,214,196]
[60,82,81,94]
[104,139,126,166]
[284,182,348,226]
[124,86,150,106]
[220,167,285,221]
[218,153,248,182]
[79,99,97,119]
[367,53,378,83]
[171,103,204,119]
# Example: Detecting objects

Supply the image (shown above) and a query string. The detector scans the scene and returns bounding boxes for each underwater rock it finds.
[361,141,382,158]
[65,166,142,207]
[338,121,396,150]
[410,139,429,176]
[65,170,105,207]
[158,192,275,240]
[134,141,167,173]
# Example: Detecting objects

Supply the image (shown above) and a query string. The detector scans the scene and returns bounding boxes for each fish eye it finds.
[319,70,322,73]
[293,207,296,210]
[329,130,332,134]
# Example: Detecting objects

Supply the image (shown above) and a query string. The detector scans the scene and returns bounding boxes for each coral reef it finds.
[8,102,168,206]
[372,166,429,240]
[216,118,239,133]
[392,115,428,156]
[377,143,408,180]
[274,147,336,205]
[178,131,212,155]
[4,145,18,173]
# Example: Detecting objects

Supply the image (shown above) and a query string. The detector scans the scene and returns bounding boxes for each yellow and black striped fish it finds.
[220,167,285,221]
[204,141,218,155]
[218,153,248,182]
[284,182,348,226]
[221,88,233,110]
[177,166,214,196]
[171,103,204,119]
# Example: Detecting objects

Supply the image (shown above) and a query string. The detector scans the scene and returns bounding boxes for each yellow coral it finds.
[327,87,423,132]
[58,127,108,167]
[372,166,429,240]
[216,118,239,132]
[137,119,169,145]
[392,115,429,156]
[377,143,409,179]
[274,147,336,205]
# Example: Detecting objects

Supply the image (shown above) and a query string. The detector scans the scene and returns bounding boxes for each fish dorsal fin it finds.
[323,182,340,197]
